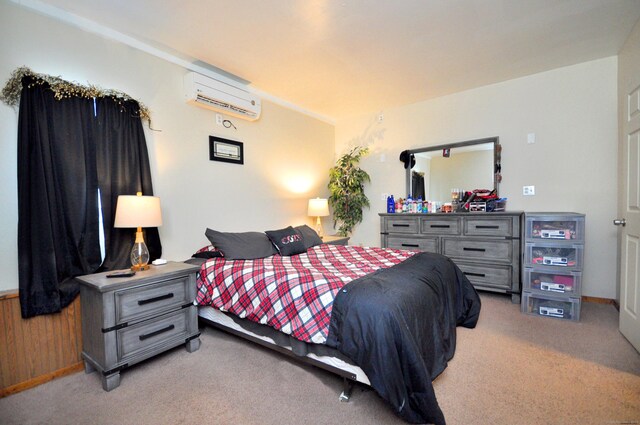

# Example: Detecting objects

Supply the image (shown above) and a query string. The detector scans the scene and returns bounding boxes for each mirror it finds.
[403,137,500,202]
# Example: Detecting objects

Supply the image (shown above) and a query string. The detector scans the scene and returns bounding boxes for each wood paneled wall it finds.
[0,291,84,397]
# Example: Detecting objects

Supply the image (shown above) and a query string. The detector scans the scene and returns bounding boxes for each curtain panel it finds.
[17,76,161,318]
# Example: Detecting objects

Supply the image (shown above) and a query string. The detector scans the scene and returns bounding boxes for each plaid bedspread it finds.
[195,244,416,344]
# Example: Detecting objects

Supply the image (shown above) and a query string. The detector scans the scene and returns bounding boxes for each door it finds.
[617,23,640,352]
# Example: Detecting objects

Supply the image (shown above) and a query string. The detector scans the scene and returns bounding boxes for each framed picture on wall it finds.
[209,136,243,164]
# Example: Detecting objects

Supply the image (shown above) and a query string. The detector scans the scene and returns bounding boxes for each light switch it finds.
[527,133,536,144]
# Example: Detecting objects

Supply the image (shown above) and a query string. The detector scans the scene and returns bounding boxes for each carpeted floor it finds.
[1,293,638,425]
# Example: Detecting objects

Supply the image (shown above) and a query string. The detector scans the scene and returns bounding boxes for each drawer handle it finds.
[475,225,499,229]
[401,243,420,248]
[138,293,174,306]
[463,247,486,252]
[430,225,450,228]
[392,224,411,227]
[139,324,175,341]
[464,272,486,278]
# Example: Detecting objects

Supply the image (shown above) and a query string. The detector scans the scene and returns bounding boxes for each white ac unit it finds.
[184,72,261,121]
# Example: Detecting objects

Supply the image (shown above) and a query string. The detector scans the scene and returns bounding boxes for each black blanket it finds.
[326,252,481,425]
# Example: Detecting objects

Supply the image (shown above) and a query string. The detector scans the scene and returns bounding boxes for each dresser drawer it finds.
[443,238,512,262]
[464,217,514,237]
[457,262,512,291]
[117,308,190,362]
[115,277,191,324]
[420,217,460,235]
[386,236,438,253]
[384,217,420,233]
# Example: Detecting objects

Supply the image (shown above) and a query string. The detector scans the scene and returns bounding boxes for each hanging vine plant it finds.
[328,146,371,236]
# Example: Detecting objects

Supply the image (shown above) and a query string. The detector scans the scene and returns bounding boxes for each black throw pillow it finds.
[295,224,323,249]
[205,228,277,260]
[265,226,307,256]
[192,250,224,259]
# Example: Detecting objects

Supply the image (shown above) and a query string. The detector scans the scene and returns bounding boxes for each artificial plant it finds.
[328,146,371,236]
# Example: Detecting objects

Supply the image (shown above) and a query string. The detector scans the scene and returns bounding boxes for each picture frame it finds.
[209,136,243,165]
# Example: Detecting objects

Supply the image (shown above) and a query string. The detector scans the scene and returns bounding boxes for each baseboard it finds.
[581,296,616,305]
[0,362,84,398]
[612,299,620,311]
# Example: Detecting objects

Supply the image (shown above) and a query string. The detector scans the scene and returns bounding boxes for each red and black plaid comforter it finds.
[195,244,416,344]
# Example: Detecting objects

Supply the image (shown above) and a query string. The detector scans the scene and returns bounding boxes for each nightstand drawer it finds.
[117,308,190,362]
[115,277,191,324]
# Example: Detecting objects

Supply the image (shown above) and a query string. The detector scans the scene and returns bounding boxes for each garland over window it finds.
[0,66,152,124]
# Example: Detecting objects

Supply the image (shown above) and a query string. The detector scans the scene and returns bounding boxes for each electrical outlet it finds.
[216,114,223,126]
[523,185,535,196]
[381,193,388,201]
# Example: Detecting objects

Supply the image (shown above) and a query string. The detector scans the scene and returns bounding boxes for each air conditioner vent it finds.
[185,72,261,121]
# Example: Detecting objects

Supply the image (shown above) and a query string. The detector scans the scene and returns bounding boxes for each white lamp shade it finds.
[114,194,163,228]
[308,198,329,217]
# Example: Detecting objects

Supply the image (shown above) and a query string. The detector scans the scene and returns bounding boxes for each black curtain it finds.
[412,171,425,199]
[17,76,161,318]
[95,97,161,271]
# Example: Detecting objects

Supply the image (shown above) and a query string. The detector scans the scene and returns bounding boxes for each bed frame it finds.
[198,309,364,401]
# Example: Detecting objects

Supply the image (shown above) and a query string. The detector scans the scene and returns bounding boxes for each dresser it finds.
[380,212,523,303]
[77,262,201,391]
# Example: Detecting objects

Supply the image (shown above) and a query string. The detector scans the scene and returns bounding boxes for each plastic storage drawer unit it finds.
[521,292,581,321]
[525,213,585,241]
[523,268,582,296]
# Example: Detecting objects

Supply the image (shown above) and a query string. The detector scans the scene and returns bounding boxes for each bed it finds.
[190,226,481,425]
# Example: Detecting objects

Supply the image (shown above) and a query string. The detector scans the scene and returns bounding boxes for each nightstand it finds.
[322,235,350,246]
[77,262,201,391]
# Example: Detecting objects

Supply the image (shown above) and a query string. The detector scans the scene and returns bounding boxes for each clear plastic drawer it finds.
[523,268,582,296]
[524,243,583,269]
[525,213,585,242]
[521,292,581,321]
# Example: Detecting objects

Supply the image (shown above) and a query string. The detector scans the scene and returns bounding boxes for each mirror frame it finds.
[405,136,500,198]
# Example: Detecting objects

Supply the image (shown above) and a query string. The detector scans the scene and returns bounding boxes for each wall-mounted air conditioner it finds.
[184,72,261,121]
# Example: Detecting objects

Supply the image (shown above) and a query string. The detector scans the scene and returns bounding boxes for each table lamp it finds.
[308,198,329,238]
[114,192,162,271]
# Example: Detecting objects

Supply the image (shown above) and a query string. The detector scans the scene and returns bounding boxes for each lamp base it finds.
[130,233,150,272]
[315,216,324,238]
[131,263,150,272]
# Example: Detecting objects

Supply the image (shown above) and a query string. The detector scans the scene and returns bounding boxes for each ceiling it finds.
[28,0,640,121]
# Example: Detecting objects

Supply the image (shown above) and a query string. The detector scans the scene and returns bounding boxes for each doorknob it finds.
[613,218,626,226]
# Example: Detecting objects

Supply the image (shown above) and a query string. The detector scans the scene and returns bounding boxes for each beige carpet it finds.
[1,293,638,425]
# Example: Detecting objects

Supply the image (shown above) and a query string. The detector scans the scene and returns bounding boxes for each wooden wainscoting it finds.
[0,291,84,397]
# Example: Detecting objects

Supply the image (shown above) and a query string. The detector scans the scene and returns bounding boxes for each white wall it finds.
[336,57,618,299]
[0,1,621,299]
[0,1,335,291]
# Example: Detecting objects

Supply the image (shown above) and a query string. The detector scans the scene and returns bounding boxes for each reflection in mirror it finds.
[404,137,499,203]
